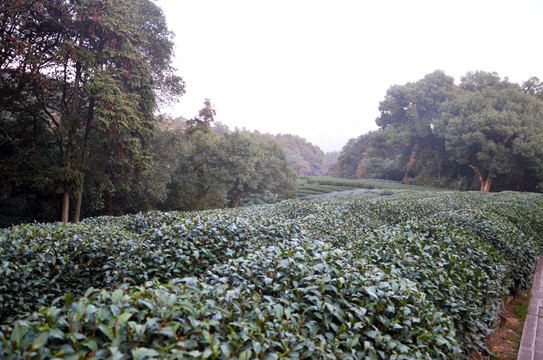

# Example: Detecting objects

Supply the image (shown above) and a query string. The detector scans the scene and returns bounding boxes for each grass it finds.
[514,299,530,321]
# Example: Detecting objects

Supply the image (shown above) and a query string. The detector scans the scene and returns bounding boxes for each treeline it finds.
[330,70,543,192]
[0,1,295,226]
[1,97,297,226]
[0,0,182,225]
[165,102,297,211]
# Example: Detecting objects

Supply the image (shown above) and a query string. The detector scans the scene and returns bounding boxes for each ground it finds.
[470,291,529,360]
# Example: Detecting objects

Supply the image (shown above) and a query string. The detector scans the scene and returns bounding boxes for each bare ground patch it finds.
[470,291,530,360]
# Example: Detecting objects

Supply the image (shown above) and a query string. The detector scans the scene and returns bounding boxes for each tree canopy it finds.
[332,70,543,192]
[164,109,297,211]
[272,134,327,176]
[1,0,184,224]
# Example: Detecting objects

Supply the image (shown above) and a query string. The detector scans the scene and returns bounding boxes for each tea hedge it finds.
[0,238,461,359]
[0,210,302,322]
[1,190,543,358]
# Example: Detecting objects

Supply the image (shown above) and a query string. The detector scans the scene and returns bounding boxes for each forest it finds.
[329,70,543,192]
[2,0,543,228]
[0,1,300,226]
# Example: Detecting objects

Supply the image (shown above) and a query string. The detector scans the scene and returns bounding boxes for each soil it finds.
[470,291,529,360]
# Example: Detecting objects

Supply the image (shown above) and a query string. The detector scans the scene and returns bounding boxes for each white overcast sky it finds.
[155,0,543,152]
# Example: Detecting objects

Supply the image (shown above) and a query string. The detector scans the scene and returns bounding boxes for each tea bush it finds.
[0,238,461,359]
[0,211,302,322]
[1,190,542,358]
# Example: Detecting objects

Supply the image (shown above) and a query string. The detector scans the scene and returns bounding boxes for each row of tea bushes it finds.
[353,222,506,355]
[0,210,303,322]
[294,191,543,289]
[1,237,461,359]
[268,191,543,355]
[1,190,542,358]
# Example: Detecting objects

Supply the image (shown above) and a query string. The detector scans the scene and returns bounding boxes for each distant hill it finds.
[205,123,331,177]
[273,134,327,176]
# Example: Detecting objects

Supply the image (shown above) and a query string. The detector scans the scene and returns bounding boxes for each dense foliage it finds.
[332,71,543,193]
[0,91,298,226]
[0,0,183,224]
[165,129,297,211]
[273,134,327,176]
[1,190,542,358]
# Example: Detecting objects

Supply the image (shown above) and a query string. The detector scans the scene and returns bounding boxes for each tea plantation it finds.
[296,176,441,198]
[1,190,542,359]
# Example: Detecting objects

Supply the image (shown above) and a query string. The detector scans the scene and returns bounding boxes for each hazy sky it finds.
[155,0,543,152]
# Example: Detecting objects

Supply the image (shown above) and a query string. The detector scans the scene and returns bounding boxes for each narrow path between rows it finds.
[518,255,543,360]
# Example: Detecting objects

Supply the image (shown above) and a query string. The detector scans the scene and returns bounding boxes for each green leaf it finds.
[117,312,132,324]
[98,324,115,341]
[364,329,380,339]
[238,349,252,360]
[157,326,176,338]
[84,287,95,298]
[112,289,124,304]
[220,343,231,357]
[132,347,160,360]
[49,328,64,340]
[350,334,360,348]
[83,339,98,352]
[365,286,378,299]
[65,293,77,305]
[11,322,24,345]
[202,348,213,359]
[32,331,49,349]
[109,346,125,360]
[275,304,284,319]
[250,341,263,355]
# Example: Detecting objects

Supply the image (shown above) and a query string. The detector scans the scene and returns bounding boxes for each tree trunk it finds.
[469,164,492,192]
[72,97,95,223]
[233,191,244,208]
[481,178,492,192]
[73,192,83,223]
[195,188,213,211]
[435,149,442,183]
[61,137,73,223]
[61,36,83,223]
[61,191,70,222]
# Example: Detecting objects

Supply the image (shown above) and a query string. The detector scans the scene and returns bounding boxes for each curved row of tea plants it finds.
[0,237,462,359]
[1,190,542,358]
[0,210,302,322]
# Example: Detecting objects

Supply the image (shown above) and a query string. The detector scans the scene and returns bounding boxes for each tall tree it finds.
[1,0,184,222]
[166,130,227,211]
[522,76,543,101]
[334,133,373,179]
[0,0,63,112]
[220,132,296,208]
[437,73,543,192]
[375,70,457,181]
[187,98,216,134]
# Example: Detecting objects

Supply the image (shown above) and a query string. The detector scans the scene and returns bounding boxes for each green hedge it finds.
[1,237,461,359]
[1,190,542,358]
[0,210,302,322]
